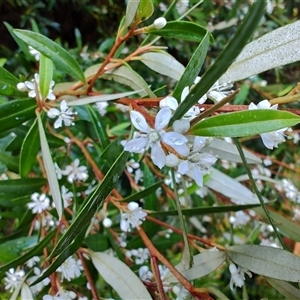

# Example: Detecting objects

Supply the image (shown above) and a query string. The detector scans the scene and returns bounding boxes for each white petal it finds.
[28,90,36,98]
[60,100,68,112]
[159,96,178,110]
[248,102,257,110]
[181,86,189,102]
[193,165,203,187]
[178,160,190,175]
[260,133,277,149]
[256,99,271,109]
[54,118,63,129]
[162,131,188,146]
[47,108,60,118]
[173,144,189,157]
[130,111,150,133]
[155,107,172,131]
[124,137,149,153]
[151,143,166,169]
[193,136,206,152]
[173,119,190,134]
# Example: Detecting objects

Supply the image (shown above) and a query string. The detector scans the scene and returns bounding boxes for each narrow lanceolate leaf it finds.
[220,20,300,84]
[226,245,300,282]
[202,138,261,164]
[0,99,36,133]
[190,110,300,137]
[140,52,185,81]
[170,0,266,122]
[101,65,156,98]
[20,118,40,177]
[0,152,19,173]
[135,0,154,23]
[125,0,140,27]
[147,21,211,43]
[173,32,210,101]
[164,251,226,283]
[39,54,54,100]
[206,168,263,204]
[14,29,85,83]
[0,66,19,87]
[90,251,152,299]
[67,90,142,106]
[267,278,300,299]
[37,113,63,219]
[49,150,129,258]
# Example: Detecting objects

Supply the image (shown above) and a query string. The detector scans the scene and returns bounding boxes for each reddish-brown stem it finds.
[78,250,100,300]
[150,255,166,300]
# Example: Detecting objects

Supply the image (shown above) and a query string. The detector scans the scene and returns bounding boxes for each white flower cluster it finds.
[126,248,150,264]
[55,159,89,183]
[248,100,290,149]
[120,202,147,232]
[229,263,252,290]
[124,104,217,187]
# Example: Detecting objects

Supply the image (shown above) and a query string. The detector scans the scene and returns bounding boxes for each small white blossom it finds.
[29,46,40,61]
[47,100,76,129]
[176,0,189,14]
[249,100,290,149]
[229,263,252,290]
[54,162,63,180]
[61,185,73,208]
[139,265,153,281]
[28,267,50,295]
[26,256,40,268]
[153,17,167,29]
[43,290,77,300]
[178,137,217,186]
[57,256,83,282]
[120,202,147,232]
[27,192,50,214]
[61,159,89,183]
[126,247,150,264]
[229,211,251,228]
[17,73,55,100]
[4,268,25,292]
[172,284,190,300]
[95,101,109,116]
[124,107,189,169]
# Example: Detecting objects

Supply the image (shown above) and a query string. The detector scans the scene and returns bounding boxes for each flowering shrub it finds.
[1,1,300,299]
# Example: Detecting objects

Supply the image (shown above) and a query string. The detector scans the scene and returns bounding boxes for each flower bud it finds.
[17,82,27,92]
[102,217,112,228]
[153,17,167,29]
[173,119,190,134]
[166,154,179,167]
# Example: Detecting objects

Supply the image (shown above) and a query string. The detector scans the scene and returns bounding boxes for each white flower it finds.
[178,137,217,186]
[43,290,77,300]
[153,17,167,29]
[139,265,153,281]
[124,107,189,169]
[176,0,189,14]
[17,73,55,100]
[57,256,83,282]
[26,256,40,268]
[229,211,250,228]
[4,268,25,292]
[126,247,150,264]
[61,159,88,183]
[229,263,252,290]
[47,100,76,129]
[95,101,109,116]
[120,202,147,232]
[27,267,50,295]
[248,99,290,149]
[172,284,190,300]
[29,46,40,61]
[61,185,73,208]
[27,192,50,214]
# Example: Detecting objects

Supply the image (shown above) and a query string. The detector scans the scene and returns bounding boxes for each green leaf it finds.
[90,251,152,299]
[267,278,300,299]
[170,0,266,122]
[255,207,300,242]
[0,152,19,173]
[190,110,300,137]
[150,204,260,217]
[164,251,226,283]
[125,0,140,27]
[0,66,19,87]
[14,29,85,83]
[20,118,40,177]
[135,0,154,23]
[139,51,184,81]
[0,178,46,199]
[0,236,38,263]
[0,230,55,276]
[0,99,36,133]
[37,113,63,219]
[147,21,211,43]
[172,32,210,101]
[123,181,164,203]
[39,53,54,100]
[220,20,300,84]
[84,233,109,252]
[49,150,129,258]
[101,64,156,98]
[226,245,300,282]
